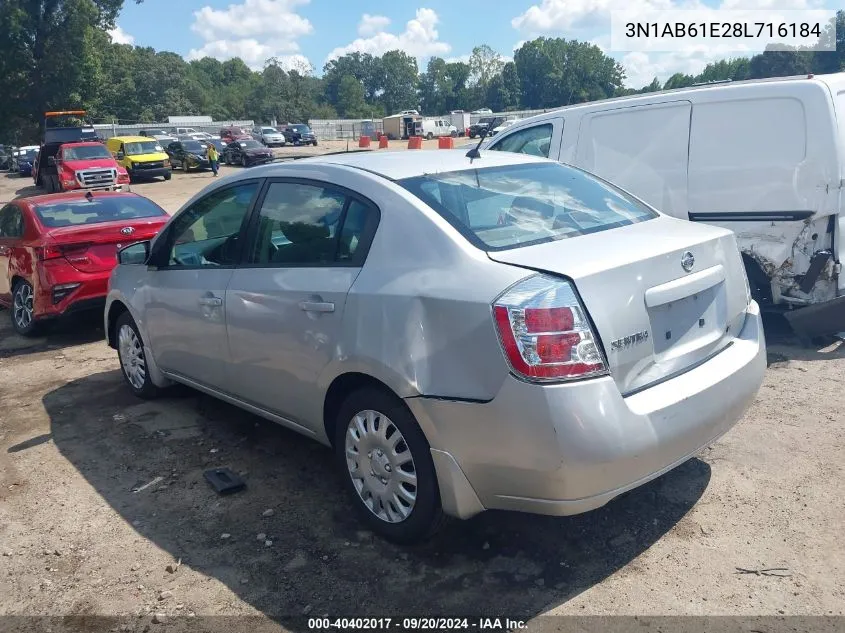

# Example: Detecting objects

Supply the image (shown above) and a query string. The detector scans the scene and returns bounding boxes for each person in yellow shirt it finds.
[207,142,219,177]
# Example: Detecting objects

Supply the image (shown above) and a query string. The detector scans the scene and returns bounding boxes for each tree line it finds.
[1,1,843,145]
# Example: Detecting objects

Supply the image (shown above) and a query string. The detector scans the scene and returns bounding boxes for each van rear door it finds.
[832,88,845,294]
[573,101,691,221]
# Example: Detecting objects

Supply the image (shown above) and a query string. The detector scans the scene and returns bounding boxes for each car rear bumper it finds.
[406,301,766,519]
[34,265,112,321]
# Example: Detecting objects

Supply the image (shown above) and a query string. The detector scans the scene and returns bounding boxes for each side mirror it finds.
[118,240,150,265]
[47,156,56,166]
[116,152,125,160]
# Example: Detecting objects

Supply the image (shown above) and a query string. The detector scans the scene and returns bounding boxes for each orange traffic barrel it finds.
[438,136,454,149]
[358,136,371,148]
[408,136,422,149]
[379,135,389,149]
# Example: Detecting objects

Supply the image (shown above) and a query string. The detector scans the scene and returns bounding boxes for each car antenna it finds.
[465,119,492,161]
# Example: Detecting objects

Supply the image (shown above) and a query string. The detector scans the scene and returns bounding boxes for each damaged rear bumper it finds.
[783,294,845,338]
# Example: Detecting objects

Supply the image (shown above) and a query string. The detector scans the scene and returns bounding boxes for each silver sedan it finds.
[105,149,767,543]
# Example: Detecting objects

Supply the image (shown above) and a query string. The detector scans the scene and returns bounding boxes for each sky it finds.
[111,0,838,88]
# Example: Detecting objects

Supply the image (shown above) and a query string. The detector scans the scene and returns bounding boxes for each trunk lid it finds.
[488,216,750,394]
[45,218,167,273]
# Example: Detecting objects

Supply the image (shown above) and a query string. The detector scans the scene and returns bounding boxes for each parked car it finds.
[222,139,273,167]
[252,126,287,147]
[104,149,766,543]
[219,127,252,144]
[280,123,317,146]
[140,130,178,146]
[482,72,845,340]
[16,147,39,177]
[0,147,10,170]
[468,116,504,139]
[488,119,519,136]
[206,139,227,155]
[166,139,211,172]
[106,136,171,183]
[0,191,168,336]
[421,119,458,140]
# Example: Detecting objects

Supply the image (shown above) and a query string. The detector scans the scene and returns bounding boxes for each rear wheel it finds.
[426,132,434,140]
[334,387,446,543]
[241,155,248,168]
[116,312,159,399]
[11,280,38,337]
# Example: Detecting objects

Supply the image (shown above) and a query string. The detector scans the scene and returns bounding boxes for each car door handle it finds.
[299,300,335,313]
[198,296,223,307]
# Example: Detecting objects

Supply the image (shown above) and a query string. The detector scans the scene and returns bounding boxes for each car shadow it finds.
[0,310,104,359]
[761,312,844,364]
[13,183,42,199]
[46,369,711,625]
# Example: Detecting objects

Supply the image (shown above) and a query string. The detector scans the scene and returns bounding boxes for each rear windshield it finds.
[124,141,163,155]
[182,141,205,152]
[35,196,166,228]
[291,125,310,132]
[63,145,111,160]
[399,162,656,251]
[238,140,262,148]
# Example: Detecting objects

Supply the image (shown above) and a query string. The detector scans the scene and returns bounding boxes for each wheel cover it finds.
[13,284,33,330]
[345,410,417,523]
[118,324,147,390]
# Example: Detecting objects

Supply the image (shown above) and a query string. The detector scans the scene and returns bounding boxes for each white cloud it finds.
[188,0,314,69]
[108,25,135,45]
[326,8,451,66]
[445,54,471,64]
[512,0,679,34]
[358,14,391,37]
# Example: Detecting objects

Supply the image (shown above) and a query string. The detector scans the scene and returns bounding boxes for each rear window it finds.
[35,196,166,228]
[399,162,656,251]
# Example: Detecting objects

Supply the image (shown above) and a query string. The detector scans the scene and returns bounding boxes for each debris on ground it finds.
[735,567,792,577]
[132,476,163,493]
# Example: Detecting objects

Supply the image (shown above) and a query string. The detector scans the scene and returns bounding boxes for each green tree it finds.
[486,62,519,111]
[336,74,370,118]
[379,50,418,114]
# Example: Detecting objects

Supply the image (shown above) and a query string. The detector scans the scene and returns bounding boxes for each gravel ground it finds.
[0,149,843,630]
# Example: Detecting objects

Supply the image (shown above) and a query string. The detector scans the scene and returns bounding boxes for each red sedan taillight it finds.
[493,275,607,382]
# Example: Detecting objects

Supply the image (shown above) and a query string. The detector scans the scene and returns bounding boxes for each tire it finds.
[163,172,172,181]
[334,387,446,544]
[426,133,434,140]
[469,133,476,139]
[241,155,248,168]
[115,311,160,399]
[312,140,318,146]
[11,280,39,337]
[183,161,189,173]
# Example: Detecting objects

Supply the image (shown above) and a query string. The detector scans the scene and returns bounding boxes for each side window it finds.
[0,204,23,238]
[491,123,553,158]
[163,182,258,268]
[248,181,376,266]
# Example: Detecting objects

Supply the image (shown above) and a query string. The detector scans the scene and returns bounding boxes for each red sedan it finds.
[0,191,168,336]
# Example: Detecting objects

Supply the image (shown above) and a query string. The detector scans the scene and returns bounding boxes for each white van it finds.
[422,118,458,139]
[483,74,845,338]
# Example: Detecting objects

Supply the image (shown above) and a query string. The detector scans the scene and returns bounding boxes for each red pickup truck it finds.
[34,111,130,193]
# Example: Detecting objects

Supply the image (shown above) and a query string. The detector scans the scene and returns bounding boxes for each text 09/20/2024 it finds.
[307,618,527,630]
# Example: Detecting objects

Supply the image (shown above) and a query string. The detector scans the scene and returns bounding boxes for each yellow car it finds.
[105,136,171,182]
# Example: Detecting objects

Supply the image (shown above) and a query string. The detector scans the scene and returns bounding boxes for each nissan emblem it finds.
[681,251,695,272]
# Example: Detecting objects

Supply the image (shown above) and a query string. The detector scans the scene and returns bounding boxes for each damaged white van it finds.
[484,74,845,338]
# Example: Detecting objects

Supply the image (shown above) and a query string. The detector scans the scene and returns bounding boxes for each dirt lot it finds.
[0,146,843,630]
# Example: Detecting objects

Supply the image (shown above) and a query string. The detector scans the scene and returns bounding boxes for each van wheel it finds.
[334,387,447,544]
[116,312,160,400]
[426,133,434,140]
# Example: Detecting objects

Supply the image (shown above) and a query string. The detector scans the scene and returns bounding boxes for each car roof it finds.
[22,191,144,206]
[288,148,551,180]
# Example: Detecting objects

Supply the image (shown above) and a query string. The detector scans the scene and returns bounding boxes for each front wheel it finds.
[116,312,160,399]
[334,388,446,543]
[312,140,318,146]
[163,172,172,181]
[241,155,248,168]
[183,161,189,173]
[11,280,38,337]
[426,133,434,140]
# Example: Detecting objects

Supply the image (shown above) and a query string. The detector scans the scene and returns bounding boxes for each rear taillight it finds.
[493,275,607,382]
[38,243,91,262]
